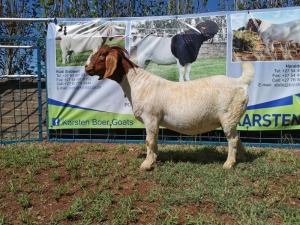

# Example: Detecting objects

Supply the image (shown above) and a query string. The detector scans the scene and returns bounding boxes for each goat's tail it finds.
[239,62,255,86]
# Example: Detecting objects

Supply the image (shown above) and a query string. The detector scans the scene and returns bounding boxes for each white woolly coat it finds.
[120,65,253,135]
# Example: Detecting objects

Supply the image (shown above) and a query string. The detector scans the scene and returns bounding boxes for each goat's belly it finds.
[160,119,220,136]
[151,55,177,65]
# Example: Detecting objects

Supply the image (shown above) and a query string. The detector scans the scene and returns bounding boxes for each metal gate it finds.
[0,36,45,144]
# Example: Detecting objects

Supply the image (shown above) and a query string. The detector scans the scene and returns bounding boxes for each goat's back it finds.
[136,35,176,66]
[162,76,248,134]
[60,34,103,53]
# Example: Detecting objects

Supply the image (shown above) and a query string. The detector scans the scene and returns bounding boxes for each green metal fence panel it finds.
[0,36,44,144]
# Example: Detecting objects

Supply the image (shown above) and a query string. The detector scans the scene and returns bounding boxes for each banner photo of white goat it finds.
[47,19,139,130]
[46,6,300,130]
[229,7,300,130]
[56,20,126,66]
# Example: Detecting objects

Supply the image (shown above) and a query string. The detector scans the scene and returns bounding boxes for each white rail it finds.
[0,75,39,78]
[0,18,52,22]
[0,45,36,49]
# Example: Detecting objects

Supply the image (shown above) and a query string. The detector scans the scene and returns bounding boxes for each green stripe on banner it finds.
[48,105,144,129]
[238,95,300,130]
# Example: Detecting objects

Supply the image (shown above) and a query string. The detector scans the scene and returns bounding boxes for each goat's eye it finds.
[98,53,107,61]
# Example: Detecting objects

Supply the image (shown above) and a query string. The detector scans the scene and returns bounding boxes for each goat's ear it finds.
[103,49,119,79]
[256,19,262,26]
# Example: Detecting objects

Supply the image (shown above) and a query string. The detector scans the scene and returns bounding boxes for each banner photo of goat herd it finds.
[46,6,300,131]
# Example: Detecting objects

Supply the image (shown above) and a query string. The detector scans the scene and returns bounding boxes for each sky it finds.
[205,0,233,12]
[231,7,300,30]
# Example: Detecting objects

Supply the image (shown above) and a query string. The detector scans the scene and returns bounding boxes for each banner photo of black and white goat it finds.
[129,15,227,82]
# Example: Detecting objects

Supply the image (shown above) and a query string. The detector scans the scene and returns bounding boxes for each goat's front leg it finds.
[177,60,185,82]
[61,51,67,64]
[140,119,159,171]
[184,63,191,81]
[269,40,275,52]
[262,37,273,54]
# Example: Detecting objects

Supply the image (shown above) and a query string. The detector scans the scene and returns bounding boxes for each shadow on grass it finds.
[138,146,267,166]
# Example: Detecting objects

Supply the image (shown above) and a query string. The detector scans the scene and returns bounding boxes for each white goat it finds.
[85,45,255,170]
[59,23,126,64]
[246,18,300,53]
[60,33,104,64]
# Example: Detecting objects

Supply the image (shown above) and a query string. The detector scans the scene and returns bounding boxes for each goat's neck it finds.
[119,73,133,104]
[119,67,161,105]
[259,20,272,32]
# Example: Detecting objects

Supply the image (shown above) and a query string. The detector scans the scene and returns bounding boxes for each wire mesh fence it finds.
[0,36,44,144]
[48,127,300,148]
[0,77,45,144]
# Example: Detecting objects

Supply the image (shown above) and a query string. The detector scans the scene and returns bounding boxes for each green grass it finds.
[146,57,226,81]
[0,142,299,224]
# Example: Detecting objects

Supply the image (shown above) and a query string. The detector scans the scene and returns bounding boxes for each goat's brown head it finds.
[246,19,261,33]
[85,45,137,83]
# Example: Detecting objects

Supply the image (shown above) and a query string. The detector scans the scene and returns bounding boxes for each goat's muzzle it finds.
[85,65,95,76]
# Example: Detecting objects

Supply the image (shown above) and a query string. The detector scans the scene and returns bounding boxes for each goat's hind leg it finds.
[237,137,247,162]
[140,119,159,171]
[66,52,72,64]
[223,127,239,169]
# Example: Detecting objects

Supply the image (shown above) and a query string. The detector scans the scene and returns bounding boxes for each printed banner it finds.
[47,7,300,130]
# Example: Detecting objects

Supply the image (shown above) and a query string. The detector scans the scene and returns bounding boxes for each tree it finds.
[1,0,299,75]
[0,0,45,75]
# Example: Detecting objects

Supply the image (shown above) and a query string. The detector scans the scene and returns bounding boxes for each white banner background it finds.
[47,7,300,130]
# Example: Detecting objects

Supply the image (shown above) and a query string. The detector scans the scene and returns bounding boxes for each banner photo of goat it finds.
[55,20,126,66]
[47,19,134,130]
[46,6,300,131]
[229,7,300,130]
[231,9,300,62]
[130,16,226,82]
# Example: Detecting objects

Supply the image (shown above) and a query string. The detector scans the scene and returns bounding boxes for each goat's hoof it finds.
[223,161,235,169]
[140,160,154,171]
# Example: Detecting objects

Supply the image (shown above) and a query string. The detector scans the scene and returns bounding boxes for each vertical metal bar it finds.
[0,85,2,143]
[259,130,262,146]
[46,89,49,141]
[18,77,22,140]
[25,79,30,139]
[37,39,43,141]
